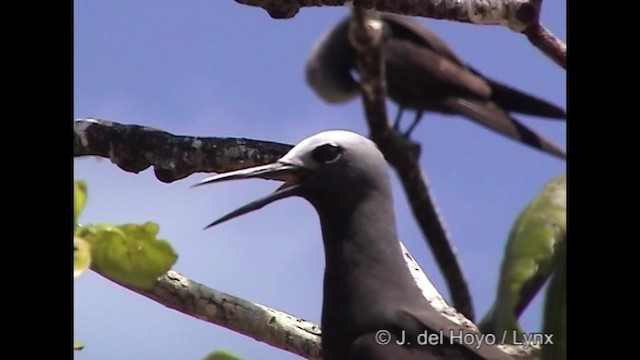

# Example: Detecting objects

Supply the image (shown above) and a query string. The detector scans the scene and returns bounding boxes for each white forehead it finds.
[280,130,376,166]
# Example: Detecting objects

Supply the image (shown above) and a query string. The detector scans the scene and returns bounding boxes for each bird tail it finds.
[443,98,566,160]
[484,77,566,120]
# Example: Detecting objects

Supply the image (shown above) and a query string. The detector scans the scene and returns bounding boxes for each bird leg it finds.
[393,106,405,132]
[403,110,424,138]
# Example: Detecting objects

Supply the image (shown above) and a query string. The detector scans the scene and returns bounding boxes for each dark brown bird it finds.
[306,13,566,159]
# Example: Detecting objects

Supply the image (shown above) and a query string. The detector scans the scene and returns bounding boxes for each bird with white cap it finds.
[194,130,517,360]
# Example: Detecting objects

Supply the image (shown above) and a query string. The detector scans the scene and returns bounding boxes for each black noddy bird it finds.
[195,130,516,360]
[306,13,567,160]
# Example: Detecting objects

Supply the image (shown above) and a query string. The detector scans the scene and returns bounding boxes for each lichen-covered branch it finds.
[400,243,540,359]
[74,119,292,183]
[94,269,323,359]
[236,0,538,31]
[348,7,476,322]
[92,241,514,360]
[400,242,476,330]
[234,0,565,69]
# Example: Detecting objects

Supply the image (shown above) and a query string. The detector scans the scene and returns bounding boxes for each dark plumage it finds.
[195,130,517,359]
[306,14,566,160]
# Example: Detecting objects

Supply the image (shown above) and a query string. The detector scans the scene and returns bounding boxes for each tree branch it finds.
[348,7,476,322]
[94,269,324,360]
[235,0,565,69]
[522,22,566,69]
[236,0,537,30]
[74,118,292,182]
[400,242,540,359]
[90,240,499,360]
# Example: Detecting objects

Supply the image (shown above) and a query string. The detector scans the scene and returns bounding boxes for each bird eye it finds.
[311,144,343,164]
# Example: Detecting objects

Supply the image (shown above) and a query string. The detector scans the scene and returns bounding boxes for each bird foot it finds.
[392,108,423,139]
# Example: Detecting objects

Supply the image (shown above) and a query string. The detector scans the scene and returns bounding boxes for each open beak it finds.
[192,162,312,229]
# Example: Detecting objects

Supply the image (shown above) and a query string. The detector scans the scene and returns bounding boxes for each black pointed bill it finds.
[193,162,312,229]
[192,162,301,187]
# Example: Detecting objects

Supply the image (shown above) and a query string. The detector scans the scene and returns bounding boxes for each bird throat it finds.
[315,190,424,355]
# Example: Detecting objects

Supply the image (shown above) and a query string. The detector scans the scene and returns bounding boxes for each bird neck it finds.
[314,189,424,354]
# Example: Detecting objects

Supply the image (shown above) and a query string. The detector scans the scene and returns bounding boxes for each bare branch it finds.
[92,244,538,360]
[88,245,453,359]
[400,242,476,330]
[94,269,324,360]
[237,0,565,69]
[348,8,476,322]
[74,118,292,182]
[400,243,540,359]
[237,0,540,31]
[522,23,566,69]
[512,0,566,69]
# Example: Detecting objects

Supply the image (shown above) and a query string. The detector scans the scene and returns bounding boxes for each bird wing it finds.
[394,307,520,360]
[381,13,467,66]
[382,13,566,120]
[442,97,566,159]
[347,306,518,360]
[349,332,466,360]
[383,39,493,105]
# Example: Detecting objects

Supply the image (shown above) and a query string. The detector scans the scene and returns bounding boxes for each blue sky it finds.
[73,1,566,359]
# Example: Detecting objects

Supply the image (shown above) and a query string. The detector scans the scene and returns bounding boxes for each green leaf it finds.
[542,236,566,360]
[479,174,566,343]
[74,340,85,351]
[74,236,92,279]
[77,222,178,290]
[202,350,243,360]
[74,180,88,230]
